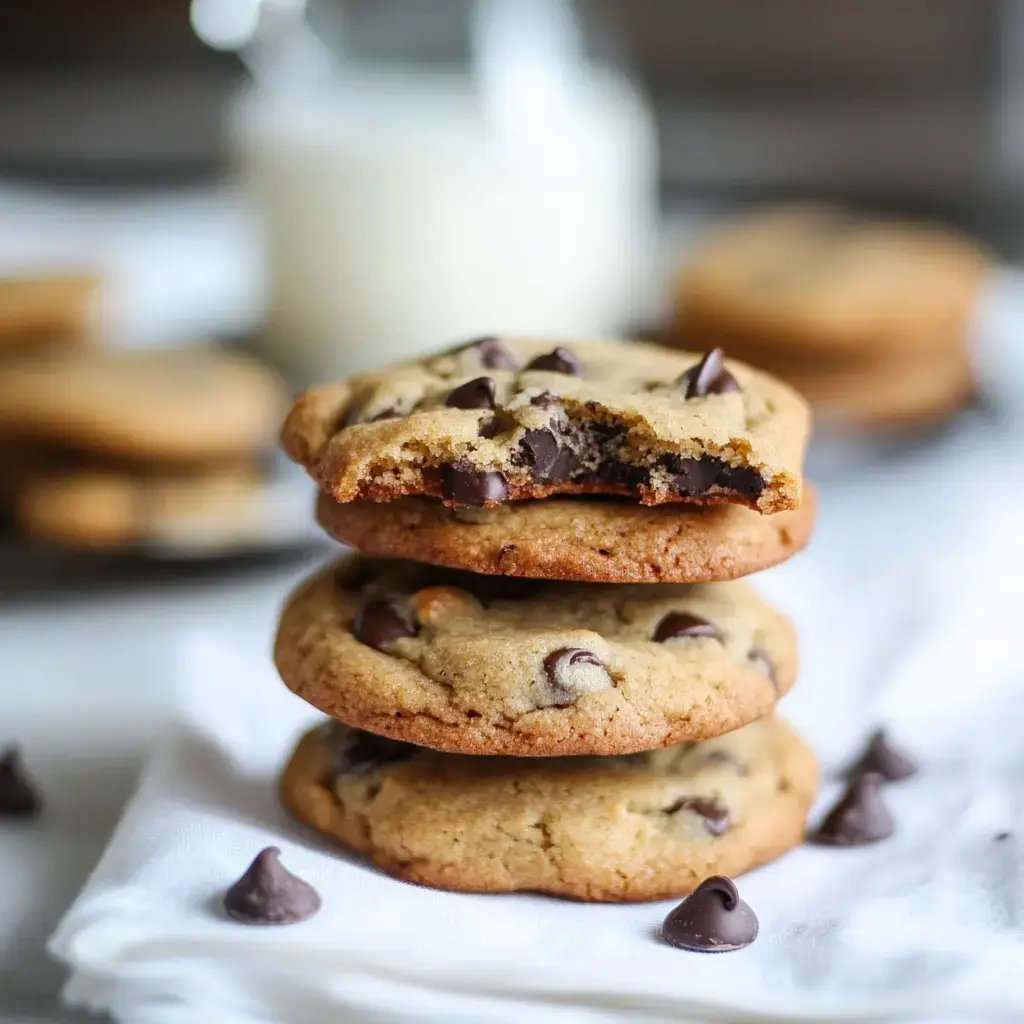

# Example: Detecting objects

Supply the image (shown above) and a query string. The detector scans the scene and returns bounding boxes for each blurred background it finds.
[2,2,1023,1018]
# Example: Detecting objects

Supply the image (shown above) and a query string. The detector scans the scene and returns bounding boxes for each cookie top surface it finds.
[0,348,286,463]
[14,461,262,549]
[281,337,809,514]
[274,556,797,756]
[675,203,993,358]
[281,715,819,902]
[316,486,816,584]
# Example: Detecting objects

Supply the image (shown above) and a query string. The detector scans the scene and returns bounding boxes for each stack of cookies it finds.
[276,336,819,902]
[671,203,993,430]
[0,347,286,549]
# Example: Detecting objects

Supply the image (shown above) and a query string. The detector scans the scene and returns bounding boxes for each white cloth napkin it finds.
[48,424,1024,1024]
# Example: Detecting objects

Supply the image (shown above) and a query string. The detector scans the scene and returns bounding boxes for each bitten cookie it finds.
[274,557,797,757]
[316,486,816,584]
[14,462,262,550]
[281,715,818,902]
[281,337,809,514]
[673,203,993,363]
[0,347,286,463]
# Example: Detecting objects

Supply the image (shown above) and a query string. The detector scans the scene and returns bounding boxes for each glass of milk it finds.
[218,0,658,384]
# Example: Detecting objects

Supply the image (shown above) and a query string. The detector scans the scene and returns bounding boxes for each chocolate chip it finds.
[996,831,1012,842]
[663,796,731,836]
[446,376,496,410]
[667,458,721,497]
[0,747,42,819]
[331,728,415,779]
[542,647,614,707]
[596,459,649,488]
[716,462,765,498]
[661,875,758,952]
[843,729,917,783]
[478,418,503,439]
[467,335,518,370]
[441,461,508,506]
[809,773,894,847]
[354,599,416,651]
[747,646,778,690]
[681,349,740,399]
[653,612,721,644]
[519,428,582,482]
[223,847,321,925]
[525,346,583,375]
[530,391,557,408]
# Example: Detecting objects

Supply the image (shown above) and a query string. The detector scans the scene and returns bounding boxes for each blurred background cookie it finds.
[13,461,264,551]
[670,203,994,428]
[0,273,101,357]
[0,347,285,463]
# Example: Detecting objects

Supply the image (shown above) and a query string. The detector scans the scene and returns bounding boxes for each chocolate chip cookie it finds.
[274,557,797,756]
[0,273,100,355]
[280,714,818,901]
[0,347,286,463]
[14,461,263,549]
[315,485,816,584]
[281,338,809,514]
[673,203,992,364]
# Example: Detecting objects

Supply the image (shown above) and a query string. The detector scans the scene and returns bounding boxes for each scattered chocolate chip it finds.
[661,876,758,952]
[477,417,503,439]
[530,391,557,408]
[747,646,778,690]
[663,796,731,836]
[809,773,894,847]
[0,747,42,819]
[843,729,917,782]
[441,462,509,506]
[681,349,740,399]
[653,612,721,644]
[526,346,583,375]
[354,599,417,651]
[467,335,518,370]
[223,847,321,925]
[446,376,496,410]
[542,647,614,706]
[996,831,1012,842]
[331,728,415,779]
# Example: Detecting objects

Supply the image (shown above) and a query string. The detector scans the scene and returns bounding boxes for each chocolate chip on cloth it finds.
[0,747,43,819]
[280,715,819,901]
[274,556,797,756]
[809,773,894,846]
[222,847,321,925]
[842,729,917,782]
[314,486,817,585]
[661,876,759,951]
[281,337,808,513]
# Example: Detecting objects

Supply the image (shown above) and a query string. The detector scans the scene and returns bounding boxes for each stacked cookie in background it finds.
[0,309,286,550]
[671,204,993,430]
[276,336,819,902]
